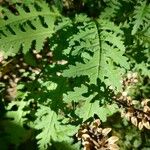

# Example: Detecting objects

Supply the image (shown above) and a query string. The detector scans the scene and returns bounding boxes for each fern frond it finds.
[100,0,121,20]
[131,1,150,35]
[0,1,60,57]
[136,28,150,48]
[6,101,28,127]
[3,101,29,144]
[135,62,150,78]
[0,19,55,57]
[64,84,118,122]
[63,18,129,91]
[0,1,59,29]
[34,105,76,150]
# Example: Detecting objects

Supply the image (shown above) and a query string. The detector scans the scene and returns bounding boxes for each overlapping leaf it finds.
[63,18,129,91]
[34,105,77,150]
[131,1,150,35]
[0,1,60,57]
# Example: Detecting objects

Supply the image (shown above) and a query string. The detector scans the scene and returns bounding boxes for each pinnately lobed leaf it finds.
[63,17,129,91]
[34,105,77,150]
[0,1,60,57]
[131,1,150,35]
[0,1,149,150]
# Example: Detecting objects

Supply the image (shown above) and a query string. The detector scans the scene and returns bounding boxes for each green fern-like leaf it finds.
[0,2,60,57]
[64,84,118,122]
[135,62,150,78]
[6,101,28,126]
[131,1,150,35]
[3,101,29,144]
[63,18,129,91]
[34,105,76,150]
[100,0,121,20]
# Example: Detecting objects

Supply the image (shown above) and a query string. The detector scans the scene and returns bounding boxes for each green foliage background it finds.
[0,0,150,149]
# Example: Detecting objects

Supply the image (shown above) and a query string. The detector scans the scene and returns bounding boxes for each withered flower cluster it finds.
[0,50,53,101]
[76,119,119,150]
[121,99,150,130]
[0,48,68,101]
[114,72,150,130]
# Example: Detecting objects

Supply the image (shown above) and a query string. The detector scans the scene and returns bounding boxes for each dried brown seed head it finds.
[97,128,102,134]
[106,136,119,144]
[102,128,112,137]
[125,112,132,120]
[109,144,120,150]
[138,122,143,130]
[36,54,42,59]
[132,72,138,78]
[82,134,91,141]
[76,119,119,150]
[3,75,9,80]
[19,69,25,73]
[133,79,138,83]
[14,78,20,83]
[122,91,128,97]
[141,99,150,107]
[143,121,150,129]
[46,52,53,57]
[143,106,150,113]
[131,116,138,126]
[16,64,20,68]
[127,72,132,79]
[33,50,38,54]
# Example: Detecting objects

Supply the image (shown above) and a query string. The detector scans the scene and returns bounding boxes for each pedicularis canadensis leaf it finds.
[0,0,150,150]
[0,1,60,57]
[62,17,129,91]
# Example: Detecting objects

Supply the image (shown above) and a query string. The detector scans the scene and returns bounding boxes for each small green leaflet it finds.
[76,99,118,122]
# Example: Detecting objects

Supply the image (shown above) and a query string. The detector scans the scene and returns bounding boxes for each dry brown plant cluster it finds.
[0,49,68,101]
[114,72,150,130]
[0,50,52,101]
[76,119,119,150]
